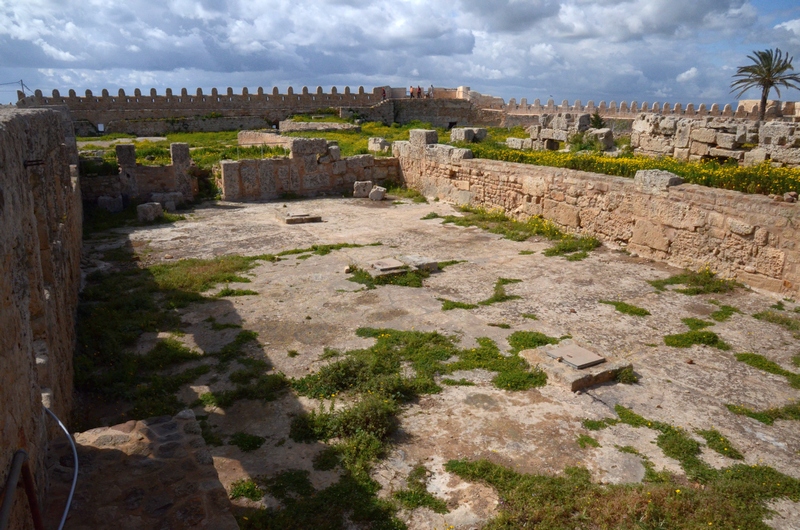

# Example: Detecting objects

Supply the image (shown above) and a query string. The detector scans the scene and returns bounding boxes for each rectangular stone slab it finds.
[398,255,439,272]
[277,211,322,224]
[545,343,605,369]
[370,258,406,272]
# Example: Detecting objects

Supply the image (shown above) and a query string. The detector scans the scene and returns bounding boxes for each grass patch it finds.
[726,403,800,425]
[216,287,258,297]
[681,317,714,330]
[696,428,744,460]
[441,205,562,241]
[437,260,465,269]
[439,298,478,311]
[664,330,731,350]
[487,322,511,329]
[440,378,475,386]
[230,479,263,501]
[521,313,538,320]
[230,431,266,452]
[480,278,522,306]
[421,212,440,220]
[599,300,650,316]
[735,353,800,389]
[507,331,561,354]
[581,418,620,431]
[205,317,242,330]
[753,310,800,337]
[518,250,535,255]
[312,447,340,471]
[543,236,601,260]
[287,349,299,358]
[393,464,448,514]
[577,434,600,448]
[387,186,427,203]
[709,301,740,322]
[649,268,741,295]
[616,366,639,384]
[277,242,381,257]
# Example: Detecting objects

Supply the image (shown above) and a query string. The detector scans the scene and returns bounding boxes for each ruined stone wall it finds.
[0,108,82,530]
[631,114,800,167]
[394,131,800,297]
[220,138,400,201]
[82,143,198,209]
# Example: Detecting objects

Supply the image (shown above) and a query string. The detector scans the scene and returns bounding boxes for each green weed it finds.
[230,431,266,452]
[696,428,744,460]
[216,287,258,297]
[735,353,800,389]
[439,299,478,311]
[521,313,538,320]
[664,331,731,350]
[649,269,741,295]
[543,236,601,260]
[581,418,620,431]
[487,322,511,329]
[616,366,639,384]
[507,331,560,354]
[230,479,263,501]
[599,300,651,316]
[577,434,600,448]
[709,301,740,322]
[681,317,714,331]
[753,310,800,337]
[393,465,448,513]
[441,378,475,386]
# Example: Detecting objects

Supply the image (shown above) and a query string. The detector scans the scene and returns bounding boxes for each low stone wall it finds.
[278,120,361,133]
[394,130,800,296]
[631,113,800,167]
[0,107,82,529]
[220,138,400,201]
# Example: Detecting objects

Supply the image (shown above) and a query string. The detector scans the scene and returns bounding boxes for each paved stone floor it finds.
[67,196,800,529]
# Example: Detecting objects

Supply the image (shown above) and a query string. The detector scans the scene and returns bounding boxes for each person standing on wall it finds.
[410,86,414,98]
[382,88,386,100]
[417,86,422,99]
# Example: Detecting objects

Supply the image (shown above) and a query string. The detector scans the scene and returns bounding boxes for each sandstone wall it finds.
[394,131,800,297]
[220,138,400,201]
[0,108,82,529]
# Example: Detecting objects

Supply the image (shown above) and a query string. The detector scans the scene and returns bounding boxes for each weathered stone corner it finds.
[634,169,684,194]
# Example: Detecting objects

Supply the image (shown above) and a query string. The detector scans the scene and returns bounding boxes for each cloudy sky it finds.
[2,0,800,106]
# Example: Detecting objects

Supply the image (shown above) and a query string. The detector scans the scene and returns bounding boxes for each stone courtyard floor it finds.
[71,196,800,529]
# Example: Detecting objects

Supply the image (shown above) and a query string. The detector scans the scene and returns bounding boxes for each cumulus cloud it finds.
[1,0,799,106]
[677,67,698,83]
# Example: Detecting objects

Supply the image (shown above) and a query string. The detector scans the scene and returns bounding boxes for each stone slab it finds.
[545,342,606,369]
[276,210,322,224]
[370,258,406,272]
[520,341,632,392]
[398,255,439,272]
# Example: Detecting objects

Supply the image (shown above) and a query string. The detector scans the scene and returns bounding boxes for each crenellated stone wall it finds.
[0,107,82,530]
[394,131,800,297]
[220,138,400,201]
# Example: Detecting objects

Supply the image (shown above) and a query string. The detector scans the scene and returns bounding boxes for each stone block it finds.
[631,219,671,252]
[690,127,717,144]
[368,137,390,152]
[97,195,123,213]
[743,148,768,166]
[398,255,438,272]
[634,170,683,194]
[543,199,580,228]
[409,129,438,147]
[470,128,488,141]
[450,148,473,161]
[450,128,475,143]
[115,144,136,167]
[716,132,738,149]
[674,121,692,148]
[770,147,800,166]
[507,138,525,149]
[519,342,633,392]
[760,122,795,145]
[287,137,328,157]
[137,202,163,222]
[689,141,710,156]
[369,186,386,201]
[353,181,373,198]
[328,145,341,161]
[708,148,744,161]
[585,128,614,150]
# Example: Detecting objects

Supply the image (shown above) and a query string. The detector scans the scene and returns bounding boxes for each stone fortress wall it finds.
[18,86,799,136]
[0,107,83,529]
[394,130,800,297]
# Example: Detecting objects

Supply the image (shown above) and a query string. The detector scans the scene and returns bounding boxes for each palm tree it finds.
[731,48,800,121]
